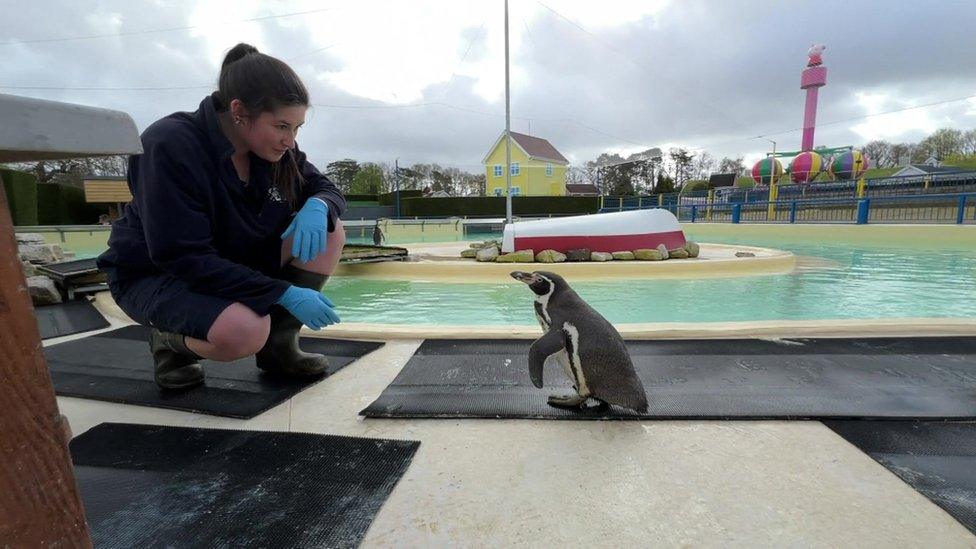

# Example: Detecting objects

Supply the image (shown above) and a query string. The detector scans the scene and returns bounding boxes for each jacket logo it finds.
[268,186,284,203]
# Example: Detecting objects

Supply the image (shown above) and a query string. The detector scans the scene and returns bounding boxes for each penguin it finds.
[509,270,649,412]
[372,222,385,246]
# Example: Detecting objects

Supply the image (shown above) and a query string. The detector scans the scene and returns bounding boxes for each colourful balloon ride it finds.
[789,151,823,183]
[751,157,783,186]
[830,150,870,180]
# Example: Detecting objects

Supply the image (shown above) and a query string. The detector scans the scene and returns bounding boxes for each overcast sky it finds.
[3,0,975,172]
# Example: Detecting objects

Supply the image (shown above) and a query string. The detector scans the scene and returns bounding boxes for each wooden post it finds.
[0,186,92,546]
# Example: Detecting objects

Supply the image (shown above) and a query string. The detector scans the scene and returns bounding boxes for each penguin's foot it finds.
[547,393,588,408]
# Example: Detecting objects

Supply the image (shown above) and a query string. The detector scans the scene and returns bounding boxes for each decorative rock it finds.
[684,241,700,258]
[634,249,665,261]
[16,233,45,245]
[469,242,488,249]
[668,248,690,259]
[566,248,591,262]
[735,251,756,258]
[19,244,57,264]
[536,249,567,263]
[21,261,37,277]
[476,246,499,262]
[590,252,614,262]
[656,243,669,259]
[27,276,61,305]
[496,249,535,263]
[460,249,478,258]
[612,251,635,261]
[50,243,64,261]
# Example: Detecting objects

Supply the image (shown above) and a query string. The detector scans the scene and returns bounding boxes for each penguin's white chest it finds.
[560,322,589,396]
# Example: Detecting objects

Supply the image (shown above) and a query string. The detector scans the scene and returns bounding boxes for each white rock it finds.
[27,275,62,305]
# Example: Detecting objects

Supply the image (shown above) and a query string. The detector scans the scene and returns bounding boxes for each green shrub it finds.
[1,168,39,225]
[379,189,423,206]
[37,183,107,224]
[400,196,599,217]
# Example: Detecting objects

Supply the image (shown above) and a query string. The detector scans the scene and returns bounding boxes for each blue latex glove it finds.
[277,286,340,330]
[281,198,329,264]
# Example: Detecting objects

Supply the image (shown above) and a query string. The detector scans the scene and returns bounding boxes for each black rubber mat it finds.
[361,338,976,420]
[825,420,976,534]
[45,325,383,418]
[71,423,420,548]
[35,300,109,339]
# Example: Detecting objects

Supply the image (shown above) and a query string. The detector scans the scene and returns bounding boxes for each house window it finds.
[493,165,503,177]
[511,186,521,196]
[494,188,503,196]
[546,163,553,177]
[510,162,520,176]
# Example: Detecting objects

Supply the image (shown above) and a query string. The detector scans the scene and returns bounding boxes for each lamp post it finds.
[759,138,778,219]
[504,0,512,224]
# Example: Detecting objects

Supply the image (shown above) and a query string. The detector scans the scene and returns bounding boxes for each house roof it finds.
[482,131,569,164]
[895,164,966,175]
[509,132,568,163]
[566,183,600,194]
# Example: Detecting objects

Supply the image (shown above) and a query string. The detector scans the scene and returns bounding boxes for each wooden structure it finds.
[0,92,141,546]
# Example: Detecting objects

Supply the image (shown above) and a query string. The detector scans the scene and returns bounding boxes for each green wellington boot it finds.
[256,264,331,377]
[149,328,205,389]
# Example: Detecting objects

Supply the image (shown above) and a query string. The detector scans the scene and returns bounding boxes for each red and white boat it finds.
[501,209,687,254]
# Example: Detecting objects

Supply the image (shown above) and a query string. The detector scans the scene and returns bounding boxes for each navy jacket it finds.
[98,93,346,315]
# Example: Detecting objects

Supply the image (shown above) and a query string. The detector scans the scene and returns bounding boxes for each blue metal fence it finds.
[659,193,976,225]
[598,171,976,224]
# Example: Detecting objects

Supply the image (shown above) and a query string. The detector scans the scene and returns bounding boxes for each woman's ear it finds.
[229,99,247,125]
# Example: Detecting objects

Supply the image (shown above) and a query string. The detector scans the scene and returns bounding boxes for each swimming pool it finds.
[29,223,976,325]
[328,224,976,325]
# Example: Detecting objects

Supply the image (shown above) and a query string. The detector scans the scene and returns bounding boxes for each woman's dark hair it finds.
[218,43,309,207]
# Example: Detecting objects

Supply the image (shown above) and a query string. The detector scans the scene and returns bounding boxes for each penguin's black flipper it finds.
[528,329,566,389]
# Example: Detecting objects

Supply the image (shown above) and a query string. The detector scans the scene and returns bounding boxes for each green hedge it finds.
[379,189,423,206]
[1,168,39,225]
[400,196,600,217]
[36,183,108,225]
[344,194,377,202]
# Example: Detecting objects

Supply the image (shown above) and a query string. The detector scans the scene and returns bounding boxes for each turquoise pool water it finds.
[52,225,976,324]
[328,229,976,325]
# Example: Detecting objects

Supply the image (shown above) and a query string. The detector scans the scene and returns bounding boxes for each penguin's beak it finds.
[510,271,533,284]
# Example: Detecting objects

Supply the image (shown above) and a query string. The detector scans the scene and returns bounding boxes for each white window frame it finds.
[510,162,520,176]
[493,164,503,177]
[546,163,553,177]
[494,187,503,196]
[511,186,521,196]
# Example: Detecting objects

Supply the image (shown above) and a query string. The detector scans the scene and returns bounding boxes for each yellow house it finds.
[482,131,569,196]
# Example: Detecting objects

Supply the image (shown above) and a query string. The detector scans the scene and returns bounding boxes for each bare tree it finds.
[862,140,895,168]
[962,129,976,156]
[717,156,746,175]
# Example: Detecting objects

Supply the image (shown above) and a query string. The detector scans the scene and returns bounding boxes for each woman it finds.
[98,43,346,390]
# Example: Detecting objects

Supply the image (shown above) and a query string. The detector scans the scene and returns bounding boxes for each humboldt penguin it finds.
[510,270,648,412]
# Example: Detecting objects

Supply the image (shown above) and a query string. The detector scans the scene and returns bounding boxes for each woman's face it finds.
[234,102,307,162]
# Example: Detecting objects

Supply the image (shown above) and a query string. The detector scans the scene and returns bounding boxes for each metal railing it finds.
[600,171,976,212]
[658,192,976,225]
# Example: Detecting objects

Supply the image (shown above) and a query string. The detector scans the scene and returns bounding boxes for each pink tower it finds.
[800,44,827,151]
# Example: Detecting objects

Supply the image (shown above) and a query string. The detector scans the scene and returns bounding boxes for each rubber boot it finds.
[256,264,331,377]
[150,328,205,389]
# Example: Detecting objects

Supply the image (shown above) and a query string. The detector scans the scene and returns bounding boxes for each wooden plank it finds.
[83,180,131,203]
[0,184,92,546]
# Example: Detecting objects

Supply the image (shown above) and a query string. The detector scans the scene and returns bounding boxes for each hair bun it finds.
[222,43,259,69]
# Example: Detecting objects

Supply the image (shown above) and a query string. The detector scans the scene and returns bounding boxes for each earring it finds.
[234,117,242,125]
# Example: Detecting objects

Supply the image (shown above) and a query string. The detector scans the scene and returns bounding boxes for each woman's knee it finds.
[206,304,269,360]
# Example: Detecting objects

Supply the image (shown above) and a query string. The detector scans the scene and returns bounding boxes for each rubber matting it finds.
[71,423,420,548]
[35,299,109,339]
[825,420,976,534]
[361,338,976,420]
[46,325,383,418]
